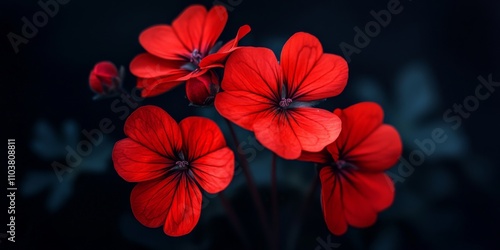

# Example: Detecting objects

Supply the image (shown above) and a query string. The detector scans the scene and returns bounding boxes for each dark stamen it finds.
[279,98,293,108]
[175,160,189,169]
[335,160,357,171]
[190,49,203,65]
[336,160,347,169]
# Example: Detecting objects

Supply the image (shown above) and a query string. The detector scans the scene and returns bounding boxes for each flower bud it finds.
[185,71,220,106]
[89,61,123,97]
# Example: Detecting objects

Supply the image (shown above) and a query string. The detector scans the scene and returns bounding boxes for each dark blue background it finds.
[2,0,500,249]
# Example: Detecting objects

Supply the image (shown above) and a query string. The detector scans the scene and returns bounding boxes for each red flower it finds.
[89,61,123,97]
[215,32,349,159]
[129,4,251,98]
[112,105,234,236]
[298,102,402,235]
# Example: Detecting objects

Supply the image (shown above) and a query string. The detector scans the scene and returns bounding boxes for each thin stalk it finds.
[271,152,279,250]
[218,192,252,250]
[287,172,320,250]
[223,119,272,248]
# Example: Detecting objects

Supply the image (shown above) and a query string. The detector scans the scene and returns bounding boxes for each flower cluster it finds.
[129,4,250,105]
[93,4,402,239]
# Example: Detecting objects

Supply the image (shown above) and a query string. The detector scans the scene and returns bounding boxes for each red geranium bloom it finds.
[112,105,234,236]
[215,32,349,159]
[129,4,251,98]
[298,102,402,235]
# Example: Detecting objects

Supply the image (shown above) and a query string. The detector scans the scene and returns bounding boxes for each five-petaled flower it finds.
[298,102,402,235]
[129,4,251,99]
[215,32,349,159]
[112,105,234,236]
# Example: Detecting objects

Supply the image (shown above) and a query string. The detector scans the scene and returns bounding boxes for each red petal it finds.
[297,148,331,164]
[130,174,202,236]
[320,167,394,235]
[215,91,274,131]
[137,68,208,98]
[320,167,348,235]
[130,53,187,78]
[137,77,184,97]
[139,25,190,60]
[253,110,301,160]
[288,108,342,153]
[112,138,172,182]
[217,25,251,53]
[200,5,227,54]
[280,32,348,101]
[199,25,251,68]
[293,54,348,101]
[341,171,394,225]
[330,102,401,171]
[174,69,209,81]
[93,61,118,80]
[332,102,383,153]
[172,5,207,52]
[347,125,402,172]
[179,117,227,161]
[252,107,342,160]
[124,106,182,159]
[163,174,202,236]
[280,32,322,95]
[218,47,280,97]
[214,47,280,130]
[89,73,103,94]
[341,177,379,228]
[191,147,234,193]
[131,179,173,228]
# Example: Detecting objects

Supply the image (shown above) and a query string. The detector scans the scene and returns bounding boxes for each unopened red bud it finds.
[186,71,220,106]
[89,61,122,96]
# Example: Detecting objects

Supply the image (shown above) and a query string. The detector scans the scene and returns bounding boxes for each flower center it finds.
[181,49,204,71]
[334,160,357,172]
[190,49,203,65]
[336,160,347,170]
[279,98,293,108]
[175,160,189,170]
